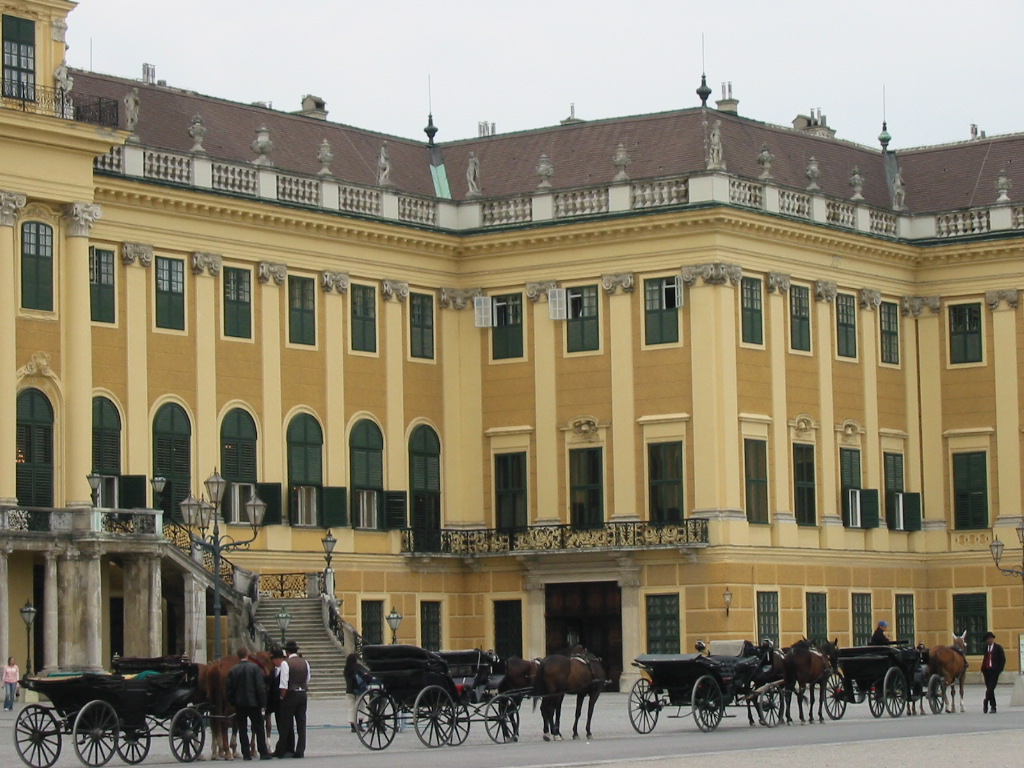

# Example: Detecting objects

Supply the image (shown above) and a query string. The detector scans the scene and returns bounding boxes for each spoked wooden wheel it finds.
[169,707,205,762]
[116,724,152,764]
[484,693,520,744]
[413,685,455,748]
[927,674,945,715]
[868,682,885,718]
[691,675,724,732]
[628,678,660,734]
[883,667,907,718]
[757,686,783,728]
[73,699,119,767]
[355,690,397,751]
[15,704,63,768]
[823,672,847,720]
[449,703,471,746]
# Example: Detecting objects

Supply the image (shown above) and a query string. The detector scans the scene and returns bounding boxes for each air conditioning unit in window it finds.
[847,489,862,528]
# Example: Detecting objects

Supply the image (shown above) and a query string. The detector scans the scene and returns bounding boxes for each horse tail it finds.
[531,657,547,710]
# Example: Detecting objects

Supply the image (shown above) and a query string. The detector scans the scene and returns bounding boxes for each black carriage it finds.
[628,644,785,733]
[14,656,205,768]
[827,642,942,719]
[355,645,519,750]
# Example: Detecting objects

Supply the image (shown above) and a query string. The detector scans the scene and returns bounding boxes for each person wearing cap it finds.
[980,631,1005,714]
[870,620,893,645]
[274,640,310,758]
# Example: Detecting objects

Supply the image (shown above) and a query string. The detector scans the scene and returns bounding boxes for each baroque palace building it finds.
[3,0,1024,689]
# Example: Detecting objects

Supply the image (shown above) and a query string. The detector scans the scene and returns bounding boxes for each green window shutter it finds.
[836,293,857,358]
[323,486,348,527]
[790,285,811,351]
[744,439,768,524]
[117,475,147,509]
[493,294,524,359]
[646,594,680,654]
[495,452,528,530]
[223,267,252,338]
[644,278,679,345]
[21,223,53,311]
[567,286,599,353]
[902,492,922,531]
[420,601,442,651]
[89,247,116,323]
[569,447,603,528]
[952,593,988,655]
[255,482,282,526]
[741,277,763,344]
[155,257,185,330]
[859,489,880,528]
[351,284,376,352]
[288,276,315,345]
[852,593,872,645]
[410,293,434,359]
[895,594,915,646]
[493,600,523,659]
[756,591,779,647]
[806,592,828,644]
[648,441,683,524]
[953,452,987,529]
[361,601,384,645]
[384,491,408,529]
[793,443,816,526]
[879,301,900,364]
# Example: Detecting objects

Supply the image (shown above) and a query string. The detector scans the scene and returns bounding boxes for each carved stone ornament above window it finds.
[381,280,410,302]
[837,419,864,443]
[681,262,742,287]
[901,296,941,317]
[985,288,1019,311]
[321,271,350,294]
[601,273,635,294]
[526,281,558,302]
[17,352,55,380]
[258,261,287,285]
[191,252,222,277]
[790,413,817,436]
[859,289,882,310]
[0,191,27,226]
[570,416,600,436]
[439,287,483,310]
[814,280,837,303]
[767,272,791,294]
[121,242,153,267]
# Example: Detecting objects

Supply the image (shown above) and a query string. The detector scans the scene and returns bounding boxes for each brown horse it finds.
[199,650,275,760]
[744,641,790,726]
[501,656,540,692]
[784,638,836,724]
[927,631,968,713]
[531,646,605,741]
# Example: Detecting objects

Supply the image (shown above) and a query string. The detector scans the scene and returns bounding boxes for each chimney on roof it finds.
[715,82,739,114]
[295,95,328,120]
[792,108,836,139]
[560,103,584,125]
[142,63,156,84]
[478,121,495,137]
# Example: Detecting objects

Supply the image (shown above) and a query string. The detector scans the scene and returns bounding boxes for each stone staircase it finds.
[254,597,346,698]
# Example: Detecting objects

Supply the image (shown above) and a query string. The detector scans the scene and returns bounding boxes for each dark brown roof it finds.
[73,70,1024,215]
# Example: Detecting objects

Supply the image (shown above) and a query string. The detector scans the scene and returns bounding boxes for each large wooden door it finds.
[544,581,622,690]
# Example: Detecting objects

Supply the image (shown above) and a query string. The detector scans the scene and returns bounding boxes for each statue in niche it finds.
[466,151,481,196]
[377,141,391,186]
[892,167,906,209]
[123,87,141,132]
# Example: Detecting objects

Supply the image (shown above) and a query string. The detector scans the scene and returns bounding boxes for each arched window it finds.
[92,396,122,506]
[221,409,258,523]
[350,420,383,529]
[153,403,191,519]
[21,222,53,311]
[409,425,441,550]
[16,388,54,507]
[287,414,322,526]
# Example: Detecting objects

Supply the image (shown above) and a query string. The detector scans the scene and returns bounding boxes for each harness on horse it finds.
[570,654,606,687]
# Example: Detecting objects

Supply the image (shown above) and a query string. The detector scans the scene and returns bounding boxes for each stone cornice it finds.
[681,262,741,286]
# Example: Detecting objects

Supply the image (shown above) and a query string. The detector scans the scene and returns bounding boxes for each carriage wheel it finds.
[413,685,455,748]
[449,703,471,746]
[691,675,724,732]
[14,704,63,768]
[867,682,885,718]
[73,699,119,767]
[356,690,397,750]
[757,686,782,728]
[882,667,907,718]
[823,672,847,720]
[116,724,152,765]
[927,674,946,715]
[169,707,205,763]
[628,678,660,734]
[484,693,520,744]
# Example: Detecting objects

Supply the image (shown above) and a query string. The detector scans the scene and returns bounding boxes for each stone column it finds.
[62,203,102,507]
[258,263,286,507]
[122,556,149,656]
[603,274,637,519]
[183,572,208,663]
[0,546,9,671]
[382,281,408,488]
[766,274,796,545]
[148,554,163,656]
[813,282,842,547]
[0,192,27,503]
[122,243,153,483]
[84,550,103,669]
[524,577,546,658]
[617,565,641,688]
[57,548,80,669]
[528,282,559,523]
[42,549,58,671]
[322,272,349,492]
[988,290,1022,525]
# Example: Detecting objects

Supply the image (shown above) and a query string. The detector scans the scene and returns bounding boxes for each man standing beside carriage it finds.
[275,640,310,758]
[980,631,1005,714]
[225,647,272,761]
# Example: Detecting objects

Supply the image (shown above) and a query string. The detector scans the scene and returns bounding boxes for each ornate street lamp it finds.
[179,469,266,659]
[87,473,102,507]
[321,530,337,596]
[723,588,733,617]
[386,607,403,645]
[20,601,37,676]
[151,476,166,512]
[276,607,292,645]
[989,521,1024,704]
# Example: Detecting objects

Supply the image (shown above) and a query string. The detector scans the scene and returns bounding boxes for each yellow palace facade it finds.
[3,0,1023,689]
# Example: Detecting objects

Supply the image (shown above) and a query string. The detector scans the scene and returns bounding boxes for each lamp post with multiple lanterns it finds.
[179,470,266,660]
[988,521,1024,704]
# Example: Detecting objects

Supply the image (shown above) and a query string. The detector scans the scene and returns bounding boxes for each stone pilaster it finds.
[122,556,149,656]
[42,549,58,670]
[84,550,103,669]
[384,282,406,490]
[527,282,559,523]
[988,290,1021,526]
[617,562,642,688]
[122,243,153,483]
[322,272,348,489]
[184,572,208,663]
[259,263,286,507]
[813,282,842,545]
[0,192,27,503]
[904,297,942,526]
[604,273,637,519]
[191,253,221,480]
[57,548,79,669]
[148,555,162,656]
[766,275,796,545]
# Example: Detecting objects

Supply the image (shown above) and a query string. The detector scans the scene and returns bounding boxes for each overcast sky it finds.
[64,0,1021,150]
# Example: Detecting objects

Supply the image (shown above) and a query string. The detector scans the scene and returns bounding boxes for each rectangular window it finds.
[646,594,680,654]
[228,482,256,524]
[288,275,315,345]
[836,293,857,358]
[644,277,679,345]
[567,285,599,352]
[420,601,442,651]
[840,448,863,527]
[790,285,811,351]
[2,15,35,100]
[756,591,779,647]
[852,593,872,645]
[741,277,763,344]
[495,452,527,530]
[155,256,185,330]
[895,594,915,646]
[223,267,252,339]
[879,300,900,364]
[744,439,768,524]
[89,247,115,323]
[492,293,523,359]
[884,452,905,530]
[953,451,988,529]
[353,488,380,529]
[952,593,987,655]
[293,485,318,526]
[806,592,828,643]
[361,600,384,645]
[648,442,683,524]
[793,444,816,526]
[351,283,376,352]
[493,600,523,659]
[410,292,434,359]
[949,303,982,364]
[21,222,53,311]
[569,447,603,529]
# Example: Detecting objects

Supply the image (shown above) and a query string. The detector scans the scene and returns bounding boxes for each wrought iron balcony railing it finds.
[1,83,118,128]
[401,518,709,556]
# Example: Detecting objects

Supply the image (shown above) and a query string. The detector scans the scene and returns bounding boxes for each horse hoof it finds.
[543,735,551,742]
[573,735,580,741]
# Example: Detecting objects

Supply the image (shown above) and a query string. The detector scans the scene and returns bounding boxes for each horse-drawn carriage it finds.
[628,640,785,733]
[826,642,942,719]
[14,656,206,768]
[355,644,520,750]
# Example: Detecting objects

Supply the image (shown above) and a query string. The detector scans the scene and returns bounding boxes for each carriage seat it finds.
[363,644,448,676]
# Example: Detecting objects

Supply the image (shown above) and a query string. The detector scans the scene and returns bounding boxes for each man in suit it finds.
[980,630,1006,713]
[225,647,271,760]
[274,640,310,758]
